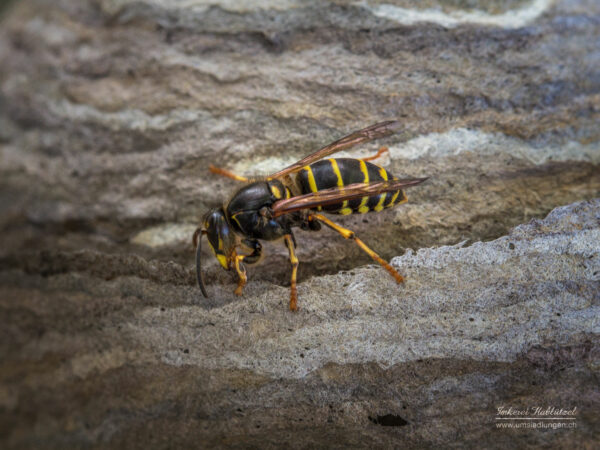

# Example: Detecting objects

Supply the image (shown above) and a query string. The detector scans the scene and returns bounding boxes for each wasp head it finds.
[194,207,236,298]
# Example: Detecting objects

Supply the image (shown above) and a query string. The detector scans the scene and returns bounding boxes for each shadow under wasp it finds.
[193,121,428,311]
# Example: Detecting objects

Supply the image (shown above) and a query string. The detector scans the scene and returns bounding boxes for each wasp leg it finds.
[240,239,262,264]
[231,241,262,296]
[232,252,247,296]
[209,164,249,182]
[284,234,299,311]
[362,146,389,162]
[308,213,404,284]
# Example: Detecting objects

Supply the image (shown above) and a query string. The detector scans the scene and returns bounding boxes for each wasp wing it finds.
[267,121,402,180]
[271,178,427,217]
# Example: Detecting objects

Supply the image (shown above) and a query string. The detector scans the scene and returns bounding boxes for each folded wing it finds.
[271,178,428,217]
[267,121,402,180]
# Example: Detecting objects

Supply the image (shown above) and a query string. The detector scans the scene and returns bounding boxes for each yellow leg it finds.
[232,252,247,296]
[309,213,404,284]
[284,235,299,311]
[362,146,389,162]
[209,164,249,182]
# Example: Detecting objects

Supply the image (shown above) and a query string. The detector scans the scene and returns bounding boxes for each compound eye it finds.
[205,226,221,252]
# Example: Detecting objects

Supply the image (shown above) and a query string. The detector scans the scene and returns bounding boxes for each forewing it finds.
[268,121,401,179]
[271,178,428,217]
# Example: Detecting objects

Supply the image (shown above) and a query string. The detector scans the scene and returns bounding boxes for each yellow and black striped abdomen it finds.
[296,158,407,215]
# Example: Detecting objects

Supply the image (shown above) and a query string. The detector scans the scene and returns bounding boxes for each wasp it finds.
[193,121,427,311]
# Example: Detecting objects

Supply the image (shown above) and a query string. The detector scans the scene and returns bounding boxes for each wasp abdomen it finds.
[296,158,406,215]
